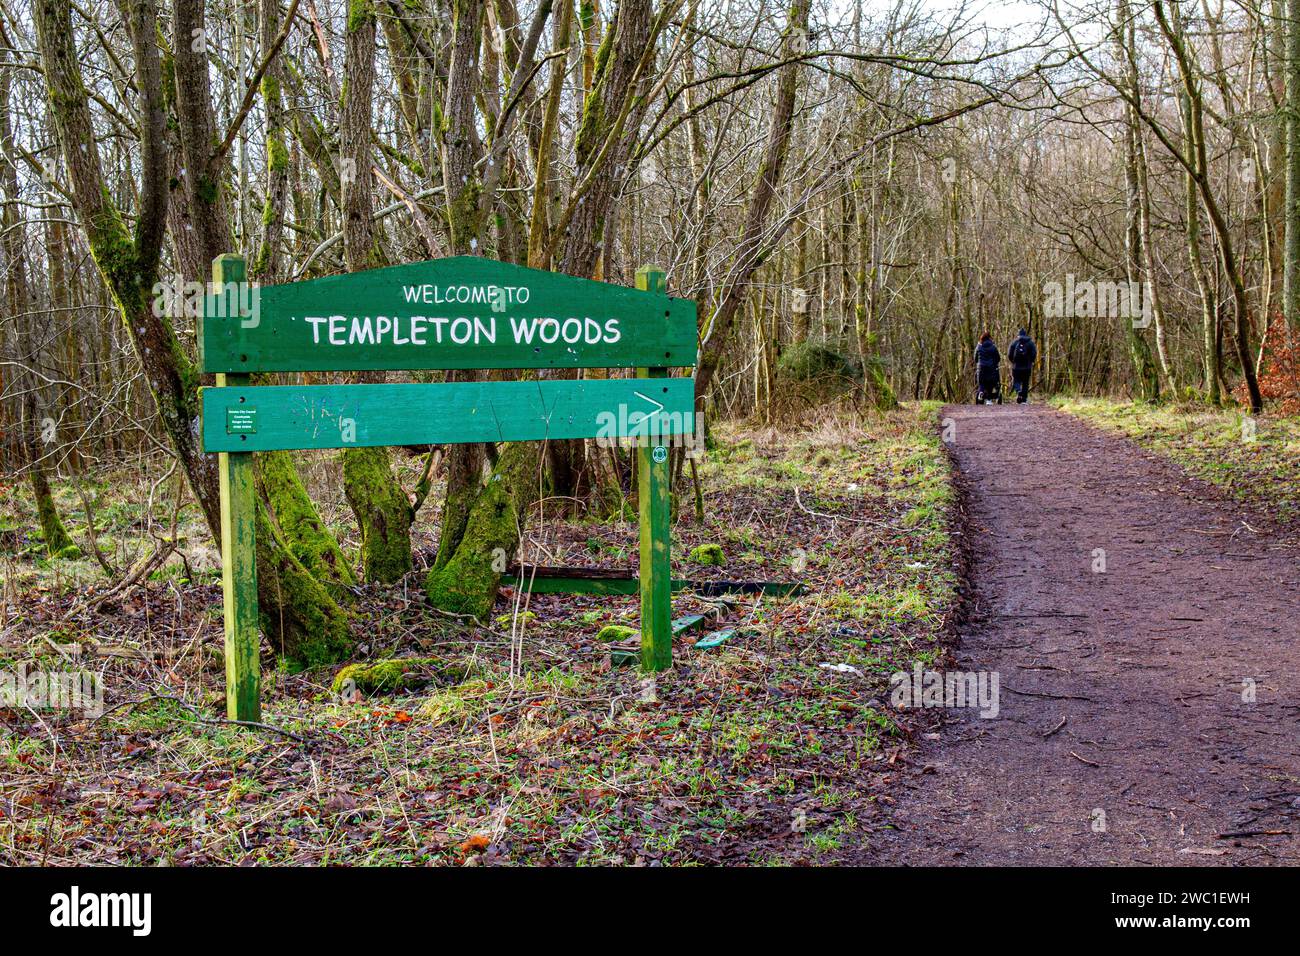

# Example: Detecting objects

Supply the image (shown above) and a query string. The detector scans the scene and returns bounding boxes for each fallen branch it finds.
[65,540,176,617]
[1006,688,1093,701]
[793,486,893,528]
[91,694,310,744]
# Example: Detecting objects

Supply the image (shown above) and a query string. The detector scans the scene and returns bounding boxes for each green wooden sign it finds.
[199,256,697,373]
[201,256,694,723]
[202,378,695,453]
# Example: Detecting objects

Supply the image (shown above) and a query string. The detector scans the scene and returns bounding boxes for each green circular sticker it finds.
[652,445,668,463]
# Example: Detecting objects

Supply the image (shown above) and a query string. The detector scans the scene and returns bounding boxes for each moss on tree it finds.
[432,447,482,571]
[342,446,413,584]
[346,0,373,32]
[254,506,353,669]
[425,442,542,619]
[257,450,357,600]
[28,461,77,558]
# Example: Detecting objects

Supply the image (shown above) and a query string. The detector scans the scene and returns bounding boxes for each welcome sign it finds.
[198,255,696,722]
[199,256,698,373]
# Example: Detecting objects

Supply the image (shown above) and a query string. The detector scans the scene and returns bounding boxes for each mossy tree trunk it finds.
[1,56,77,557]
[35,0,212,528]
[175,0,353,648]
[254,507,353,667]
[422,0,561,578]
[433,0,489,570]
[251,1,358,602]
[425,441,543,619]
[343,447,414,583]
[35,0,352,663]
[427,0,658,616]
[340,0,414,584]
[433,445,484,570]
[30,462,77,557]
[544,0,654,503]
[256,451,357,599]
[428,0,557,564]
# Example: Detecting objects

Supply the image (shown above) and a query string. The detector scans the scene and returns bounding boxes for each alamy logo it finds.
[50,886,152,936]
[153,276,261,327]
[1042,274,1151,329]
[594,402,700,452]
[890,664,1000,718]
[1,665,103,716]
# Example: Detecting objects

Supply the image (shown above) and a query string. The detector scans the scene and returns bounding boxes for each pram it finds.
[974,372,1003,405]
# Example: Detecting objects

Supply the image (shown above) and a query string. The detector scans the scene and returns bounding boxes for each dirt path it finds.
[862,405,1300,865]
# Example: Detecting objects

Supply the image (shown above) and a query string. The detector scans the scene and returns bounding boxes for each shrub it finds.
[1235,320,1300,415]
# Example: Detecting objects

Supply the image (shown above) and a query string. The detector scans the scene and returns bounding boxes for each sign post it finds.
[635,266,672,672]
[212,254,260,722]
[200,256,696,716]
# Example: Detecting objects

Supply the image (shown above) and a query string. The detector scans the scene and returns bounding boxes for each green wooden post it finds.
[212,254,261,721]
[636,265,672,671]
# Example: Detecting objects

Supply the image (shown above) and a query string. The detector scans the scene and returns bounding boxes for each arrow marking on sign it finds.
[633,391,664,416]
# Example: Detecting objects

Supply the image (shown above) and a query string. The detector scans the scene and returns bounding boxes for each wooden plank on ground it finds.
[499,566,804,597]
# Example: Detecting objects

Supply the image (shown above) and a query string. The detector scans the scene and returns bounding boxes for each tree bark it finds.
[1,57,77,557]
[1284,0,1300,332]
[426,0,658,614]
[1116,0,1161,402]
[36,0,214,527]
[340,0,415,584]
[1156,0,1263,411]
[35,0,351,664]
[696,0,811,403]
[433,0,489,568]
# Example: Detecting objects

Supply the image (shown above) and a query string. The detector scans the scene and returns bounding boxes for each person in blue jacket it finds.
[1007,328,1037,403]
[974,332,1001,403]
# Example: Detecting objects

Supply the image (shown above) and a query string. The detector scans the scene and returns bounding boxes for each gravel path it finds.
[862,405,1300,865]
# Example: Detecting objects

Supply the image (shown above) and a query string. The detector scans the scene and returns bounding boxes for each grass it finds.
[0,401,960,866]
[1053,397,1300,527]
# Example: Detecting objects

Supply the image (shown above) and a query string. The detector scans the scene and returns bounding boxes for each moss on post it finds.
[342,445,414,584]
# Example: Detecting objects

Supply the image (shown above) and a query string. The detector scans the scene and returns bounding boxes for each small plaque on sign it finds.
[652,445,668,464]
[226,407,258,435]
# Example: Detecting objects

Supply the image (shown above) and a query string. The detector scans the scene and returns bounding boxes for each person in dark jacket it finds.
[1007,328,1037,403]
[974,332,1001,403]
